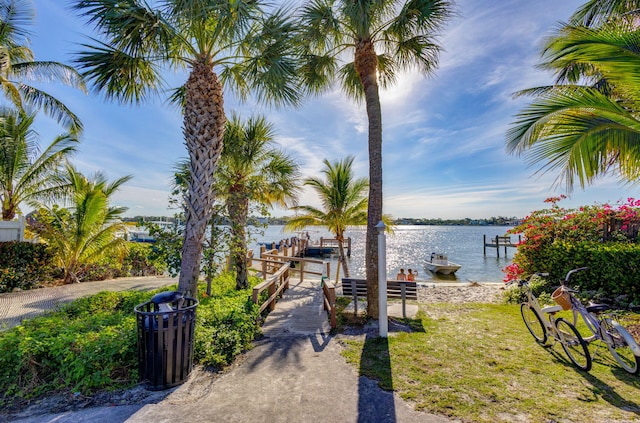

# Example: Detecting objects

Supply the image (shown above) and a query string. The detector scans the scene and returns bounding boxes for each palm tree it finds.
[217,114,300,290]
[0,107,77,220]
[285,156,368,280]
[0,0,85,130]
[71,1,302,297]
[297,0,454,317]
[506,1,640,190]
[31,164,131,284]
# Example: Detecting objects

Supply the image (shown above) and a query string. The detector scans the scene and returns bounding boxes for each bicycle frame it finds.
[564,284,640,357]
[512,274,593,371]
[521,278,566,341]
[557,267,640,373]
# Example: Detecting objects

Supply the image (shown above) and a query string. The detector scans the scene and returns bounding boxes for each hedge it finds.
[521,241,640,306]
[0,242,53,293]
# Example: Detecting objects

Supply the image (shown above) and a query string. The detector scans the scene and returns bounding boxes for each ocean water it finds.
[251,225,518,284]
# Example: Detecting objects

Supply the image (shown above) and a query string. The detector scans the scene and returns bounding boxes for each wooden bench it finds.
[341,278,417,318]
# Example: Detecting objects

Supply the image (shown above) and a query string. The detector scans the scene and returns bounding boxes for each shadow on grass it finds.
[578,370,640,417]
[546,344,640,417]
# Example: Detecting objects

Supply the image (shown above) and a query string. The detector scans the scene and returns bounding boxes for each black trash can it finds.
[134,291,198,390]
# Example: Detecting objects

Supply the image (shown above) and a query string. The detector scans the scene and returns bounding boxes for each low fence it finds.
[0,217,24,242]
[322,277,337,329]
[259,251,330,282]
[251,262,290,313]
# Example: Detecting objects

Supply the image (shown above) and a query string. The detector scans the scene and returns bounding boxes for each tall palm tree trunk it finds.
[178,62,226,297]
[2,199,15,220]
[356,39,382,319]
[337,234,351,279]
[228,190,250,289]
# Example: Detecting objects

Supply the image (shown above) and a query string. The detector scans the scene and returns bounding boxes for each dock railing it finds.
[251,262,290,313]
[322,277,337,329]
[248,254,337,329]
[260,251,330,282]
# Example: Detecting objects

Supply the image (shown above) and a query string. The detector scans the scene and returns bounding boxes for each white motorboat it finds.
[425,252,461,275]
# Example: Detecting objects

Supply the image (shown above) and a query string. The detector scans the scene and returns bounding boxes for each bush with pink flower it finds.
[504,196,640,306]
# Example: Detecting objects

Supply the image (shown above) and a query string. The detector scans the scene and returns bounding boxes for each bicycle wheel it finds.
[601,317,640,375]
[555,318,592,371]
[520,303,547,344]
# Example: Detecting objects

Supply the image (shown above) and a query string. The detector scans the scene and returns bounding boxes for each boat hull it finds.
[425,262,461,275]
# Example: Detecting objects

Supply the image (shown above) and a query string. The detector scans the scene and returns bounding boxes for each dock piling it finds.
[483,234,520,257]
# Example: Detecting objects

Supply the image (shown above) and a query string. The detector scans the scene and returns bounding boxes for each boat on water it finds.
[425,252,462,275]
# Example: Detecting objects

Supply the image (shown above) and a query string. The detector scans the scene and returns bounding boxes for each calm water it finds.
[251,225,518,283]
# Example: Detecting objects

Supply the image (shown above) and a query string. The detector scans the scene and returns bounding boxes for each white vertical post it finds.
[376,221,388,337]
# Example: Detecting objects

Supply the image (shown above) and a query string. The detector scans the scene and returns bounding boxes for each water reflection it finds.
[253,225,517,283]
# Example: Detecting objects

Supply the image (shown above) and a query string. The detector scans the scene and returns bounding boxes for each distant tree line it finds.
[394,217,521,226]
[127,215,521,227]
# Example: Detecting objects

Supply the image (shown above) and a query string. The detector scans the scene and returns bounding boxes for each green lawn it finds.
[339,303,640,423]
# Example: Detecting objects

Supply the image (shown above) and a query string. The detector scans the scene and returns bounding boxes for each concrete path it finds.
[3,276,455,423]
[0,276,178,330]
[124,277,450,423]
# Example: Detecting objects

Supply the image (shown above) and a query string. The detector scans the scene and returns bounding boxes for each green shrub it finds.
[0,242,53,292]
[123,242,167,276]
[503,275,553,304]
[0,274,263,407]
[194,291,261,368]
[506,197,640,305]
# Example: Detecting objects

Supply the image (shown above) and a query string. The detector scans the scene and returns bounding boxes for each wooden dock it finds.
[258,236,351,258]
[483,234,520,257]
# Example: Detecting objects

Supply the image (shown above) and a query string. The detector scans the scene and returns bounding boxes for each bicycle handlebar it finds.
[562,267,588,285]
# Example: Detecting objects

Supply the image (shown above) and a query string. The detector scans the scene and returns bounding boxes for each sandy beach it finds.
[416,282,505,304]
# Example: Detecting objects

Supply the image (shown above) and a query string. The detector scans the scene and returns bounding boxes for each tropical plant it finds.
[30,165,131,284]
[216,114,300,289]
[297,0,454,317]
[504,195,640,283]
[0,108,77,220]
[506,0,640,191]
[285,156,369,279]
[71,0,302,298]
[0,0,85,130]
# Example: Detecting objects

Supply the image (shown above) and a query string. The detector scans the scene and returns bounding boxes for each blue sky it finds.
[28,0,635,219]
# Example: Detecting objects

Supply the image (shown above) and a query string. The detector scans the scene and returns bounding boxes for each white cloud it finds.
[30,0,634,222]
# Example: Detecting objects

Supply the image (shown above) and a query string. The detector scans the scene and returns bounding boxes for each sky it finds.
[26,0,636,220]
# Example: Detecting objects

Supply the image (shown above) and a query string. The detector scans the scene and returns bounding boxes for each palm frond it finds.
[0,0,33,48]
[11,61,86,92]
[238,7,302,108]
[541,24,640,95]
[18,85,84,132]
[569,0,640,27]
[506,86,640,190]
[74,39,164,103]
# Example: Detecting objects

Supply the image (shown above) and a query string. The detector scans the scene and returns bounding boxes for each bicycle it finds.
[508,273,592,371]
[554,267,640,374]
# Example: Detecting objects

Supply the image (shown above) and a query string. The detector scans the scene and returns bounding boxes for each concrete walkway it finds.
[0,276,178,330]
[3,276,455,423]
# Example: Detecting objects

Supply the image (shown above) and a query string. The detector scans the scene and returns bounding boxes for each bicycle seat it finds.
[542,305,563,314]
[586,303,611,313]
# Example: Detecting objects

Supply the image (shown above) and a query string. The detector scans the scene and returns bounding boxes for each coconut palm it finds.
[568,0,640,27]
[506,1,640,190]
[285,156,368,280]
[0,0,85,130]
[0,107,77,220]
[31,164,131,284]
[71,0,302,297]
[216,114,300,290]
[297,0,454,317]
